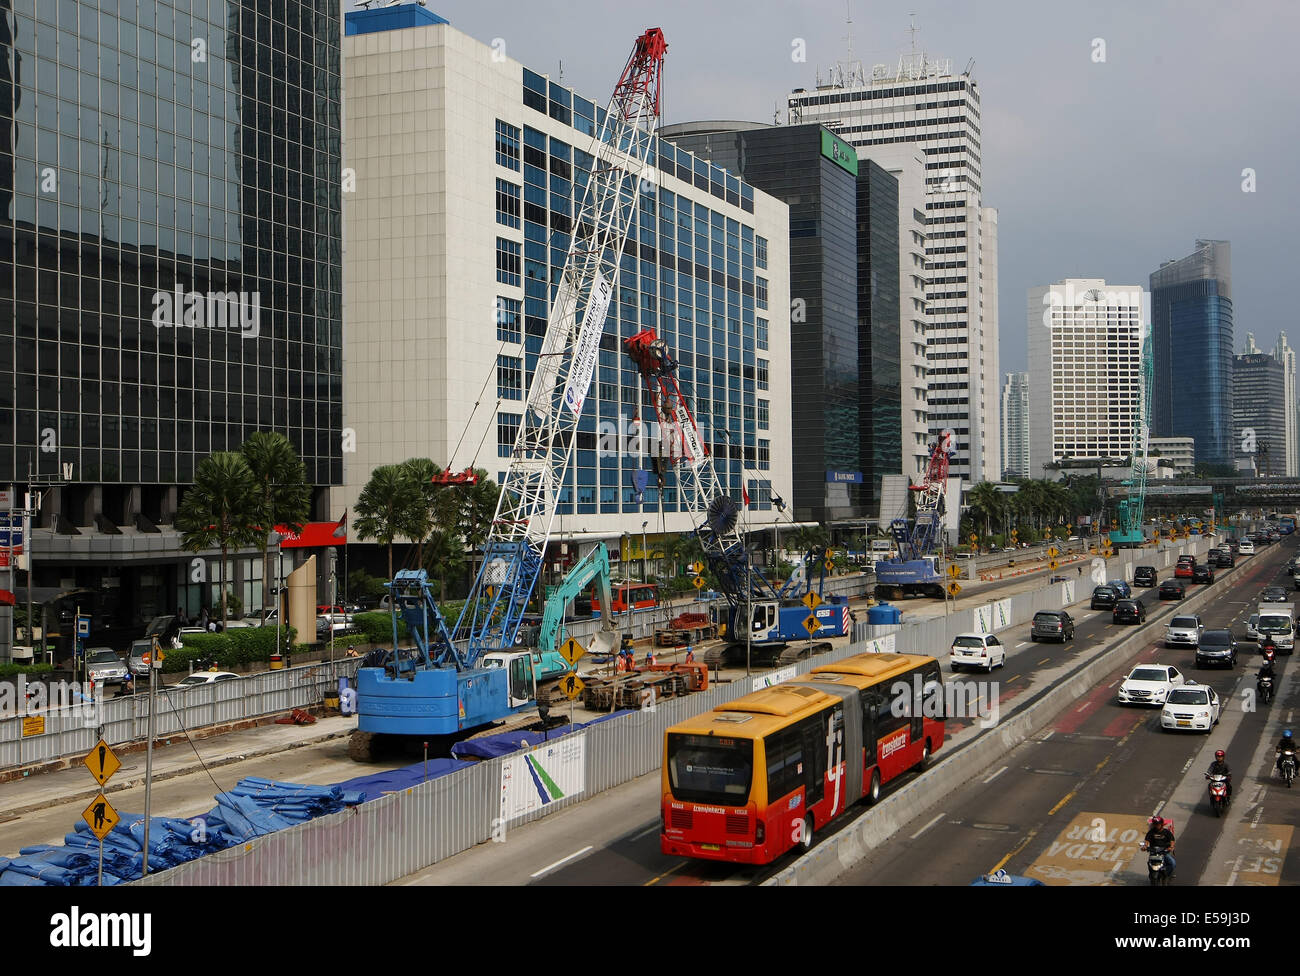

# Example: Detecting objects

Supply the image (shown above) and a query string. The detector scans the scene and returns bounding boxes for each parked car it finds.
[1112,599,1146,625]
[1031,610,1075,642]
[1090,585,1119,610]
[1107,579,1133,599]
[1165,614,1204,649]
[1160,683,1221,732]
[1196,629,1237,668]
[1192,564,1215,584]
[949,632,1007,672]
[175,671,240,687]
[1117,664,1184,706]
[1158,579,1186,600]
[86,648,129,688]
[1133,566,1158,587]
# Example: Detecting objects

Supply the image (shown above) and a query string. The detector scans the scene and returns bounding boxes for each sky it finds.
[352,0,1299,377]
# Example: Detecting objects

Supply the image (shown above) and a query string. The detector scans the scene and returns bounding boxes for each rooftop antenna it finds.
[773,100,781,125]
[558,59,564,84]
[845,0,855,63]
[907,12,920,58]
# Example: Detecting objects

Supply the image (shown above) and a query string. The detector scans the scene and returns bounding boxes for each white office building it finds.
[1147,437,1195,475]
[1027,279,1146,475]
[1275,333,1298,476]
[788,52,1000,483]
[340,8,793,553]
[1000,372,1029,479]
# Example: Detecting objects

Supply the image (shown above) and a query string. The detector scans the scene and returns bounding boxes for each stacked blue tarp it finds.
[450,711,629,760]
[334,757,472,800]
[0,776,359,886]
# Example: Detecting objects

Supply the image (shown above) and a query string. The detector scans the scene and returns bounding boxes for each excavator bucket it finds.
[589,629,619,659]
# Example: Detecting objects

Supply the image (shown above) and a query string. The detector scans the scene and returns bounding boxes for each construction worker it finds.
[684,644,695,664]
[645,650,657,667]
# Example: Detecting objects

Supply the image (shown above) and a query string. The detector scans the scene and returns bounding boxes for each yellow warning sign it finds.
[1049,560,1059,571]
[558,636,586,667]
[1024,812,1148,886]
[802,590,823,611]
[83,738,121,787]
[948,563,962,579]
[824,560,835,571]
[82,792,121,841]
[947,581,962,597]
[556,672,585,700]
[1047,547,1059,558]
[801,615,820,637]
[21,715,45,737]
[691,561,704,574]
[692,575,706,590]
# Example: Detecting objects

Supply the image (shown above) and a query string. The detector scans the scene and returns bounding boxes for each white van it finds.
[1258,603,1295,653]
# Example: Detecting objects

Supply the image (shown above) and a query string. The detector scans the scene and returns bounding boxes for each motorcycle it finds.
[1280,748,1297,788]
[1206,772,1230,816]
[1258,672,1275,704]
[1144,844,1172,884]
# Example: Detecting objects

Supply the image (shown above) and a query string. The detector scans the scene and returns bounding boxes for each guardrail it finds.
[135,541,1207,886]
[0,662,355,772]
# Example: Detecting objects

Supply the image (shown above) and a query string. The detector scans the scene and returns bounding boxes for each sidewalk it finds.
[0,714,356,820]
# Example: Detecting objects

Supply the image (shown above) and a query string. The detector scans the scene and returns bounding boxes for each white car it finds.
[1160,683,1221,732]
[1164,614,1204,649]
[1118,664,1185,706]
[1247,614,1260,641]
[1239,540,1256,555]
[949,632,1006,672]
[175,671,240,687]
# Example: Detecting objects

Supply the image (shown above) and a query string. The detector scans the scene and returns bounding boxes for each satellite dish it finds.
[706,495,740,537]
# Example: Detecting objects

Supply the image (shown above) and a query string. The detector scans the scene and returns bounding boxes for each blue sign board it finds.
[0,513,22,548]
[826,471,863,484]
[77,616,91,638]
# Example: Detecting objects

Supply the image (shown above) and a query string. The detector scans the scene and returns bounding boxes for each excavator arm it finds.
[538,543,619,659]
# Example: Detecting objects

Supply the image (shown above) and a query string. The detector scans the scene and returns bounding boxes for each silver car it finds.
[1164,614,1204,649]
[86,648,128,688]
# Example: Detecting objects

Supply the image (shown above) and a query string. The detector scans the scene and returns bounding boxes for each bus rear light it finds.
[754,820,764,844]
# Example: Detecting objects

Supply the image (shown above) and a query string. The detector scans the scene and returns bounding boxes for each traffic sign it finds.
[82,793,120,841]
[692,575,706,590]
[1049,560,1059,570]
[556,672,585,701]
[83,738,121,787]
[77,615,90,638]
[801,615,820,637]
[824,559,835,571]
[969,534,978,545]
[558,636,586,667]
[947,581,962,597]
[1047,547,1059,558]
[802,590,823,611]
[948,563,962,579]
[691,561,704,574]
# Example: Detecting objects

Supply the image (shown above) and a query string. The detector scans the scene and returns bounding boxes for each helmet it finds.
[1286,730,1295,740]
[1215,750,1225,759]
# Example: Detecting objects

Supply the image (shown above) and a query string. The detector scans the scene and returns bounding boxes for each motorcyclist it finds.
[1206,750,1232,798]
[1141,816,1176,877]
[1276,730,1297,775]
[1259,656,1277,678]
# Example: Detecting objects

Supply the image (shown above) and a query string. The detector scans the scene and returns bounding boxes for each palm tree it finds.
[175,452,260,630]
[355,464,422,581]
[241,432,311,624]
[401,457,442,569]
[967,481,1007,540]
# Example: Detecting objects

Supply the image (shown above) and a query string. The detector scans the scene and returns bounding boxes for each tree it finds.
[175,452,260,630]
[355,464,422,581]
[240,432,311,624]
[401,457,442,569]
[967,481,1008,539]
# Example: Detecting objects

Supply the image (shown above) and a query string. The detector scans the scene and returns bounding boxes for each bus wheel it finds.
[867,769,882,805]
[799,814,814,851]
[919,739,932,770]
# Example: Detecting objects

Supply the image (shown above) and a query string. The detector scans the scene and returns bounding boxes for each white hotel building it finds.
[788,53,1000,484]
[1027,279,1146,475]
[338,7,793,558]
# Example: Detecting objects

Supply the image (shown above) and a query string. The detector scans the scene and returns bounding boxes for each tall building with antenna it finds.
[786,19,1000,485]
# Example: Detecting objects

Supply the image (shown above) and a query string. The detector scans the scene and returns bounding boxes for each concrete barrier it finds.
[765,541,1226,885]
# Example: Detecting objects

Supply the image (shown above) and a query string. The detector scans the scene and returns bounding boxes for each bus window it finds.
[667,733,754,805]
[764,728,803,802]
[798,713,827,805]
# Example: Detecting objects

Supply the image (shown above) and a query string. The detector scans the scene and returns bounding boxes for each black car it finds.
[1091,585,1119,610]
[1196,629,1238,668]
[1113,599,1146,624]
[1192,564,1215,584]
[1134,566,1158,587]
[1158,579,1186,600]
[1031,610,1075,642]
[1261,586,1288,603]
[1207,550,1225,567]
[1217,550,1235,568]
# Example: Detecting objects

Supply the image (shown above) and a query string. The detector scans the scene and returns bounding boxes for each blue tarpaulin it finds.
[335,758,473,799]
[451,711,629,760]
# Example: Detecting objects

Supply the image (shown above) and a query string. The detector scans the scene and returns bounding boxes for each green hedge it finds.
[170,624,297,673]
[0,662,53,679]
[353,611,407,645]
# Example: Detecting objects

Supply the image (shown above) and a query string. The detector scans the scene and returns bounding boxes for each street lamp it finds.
[641,520,649,582]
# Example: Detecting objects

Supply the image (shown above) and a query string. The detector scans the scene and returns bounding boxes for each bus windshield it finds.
[666,733,753,806]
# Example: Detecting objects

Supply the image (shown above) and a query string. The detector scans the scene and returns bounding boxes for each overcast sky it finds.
[362,0,1298,376]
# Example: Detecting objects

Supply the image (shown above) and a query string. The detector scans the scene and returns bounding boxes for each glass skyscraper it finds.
[1,0,342,640]
[1150,240,1233,469]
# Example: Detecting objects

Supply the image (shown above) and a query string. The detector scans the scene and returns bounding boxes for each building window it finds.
[495,120,521,170]
[758,399,769,430]
[756,235,768,269]
[757,439,770,470]
[496,179,521,229]
[497,355,522,400]
[496,296,522,343]
[496,238,521,286]
[757,359,768,391]
[756,317,768,351]
[498,412,522,457]
[756,276,768,310]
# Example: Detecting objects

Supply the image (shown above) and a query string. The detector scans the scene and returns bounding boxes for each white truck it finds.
[1257,602,1295,653]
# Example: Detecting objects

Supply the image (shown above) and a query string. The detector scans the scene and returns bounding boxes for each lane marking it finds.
[628,823,660,842]
[1152,799,1165,817]
[1040,730,1055,742]
[1016,642,1030,648]
[983,766,1008,784]
[910,813,944,839]
[1039,658,1050,665]
[989,827,1038,874]
[643,860,687,886]
[1048,790,1076,816]
[529,845,594,879]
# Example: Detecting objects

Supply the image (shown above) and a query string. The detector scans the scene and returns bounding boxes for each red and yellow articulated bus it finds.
[660,652,944,864]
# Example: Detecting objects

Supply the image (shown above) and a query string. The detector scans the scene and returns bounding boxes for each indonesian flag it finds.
[333,510,347,538]
[742,487,751,507]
